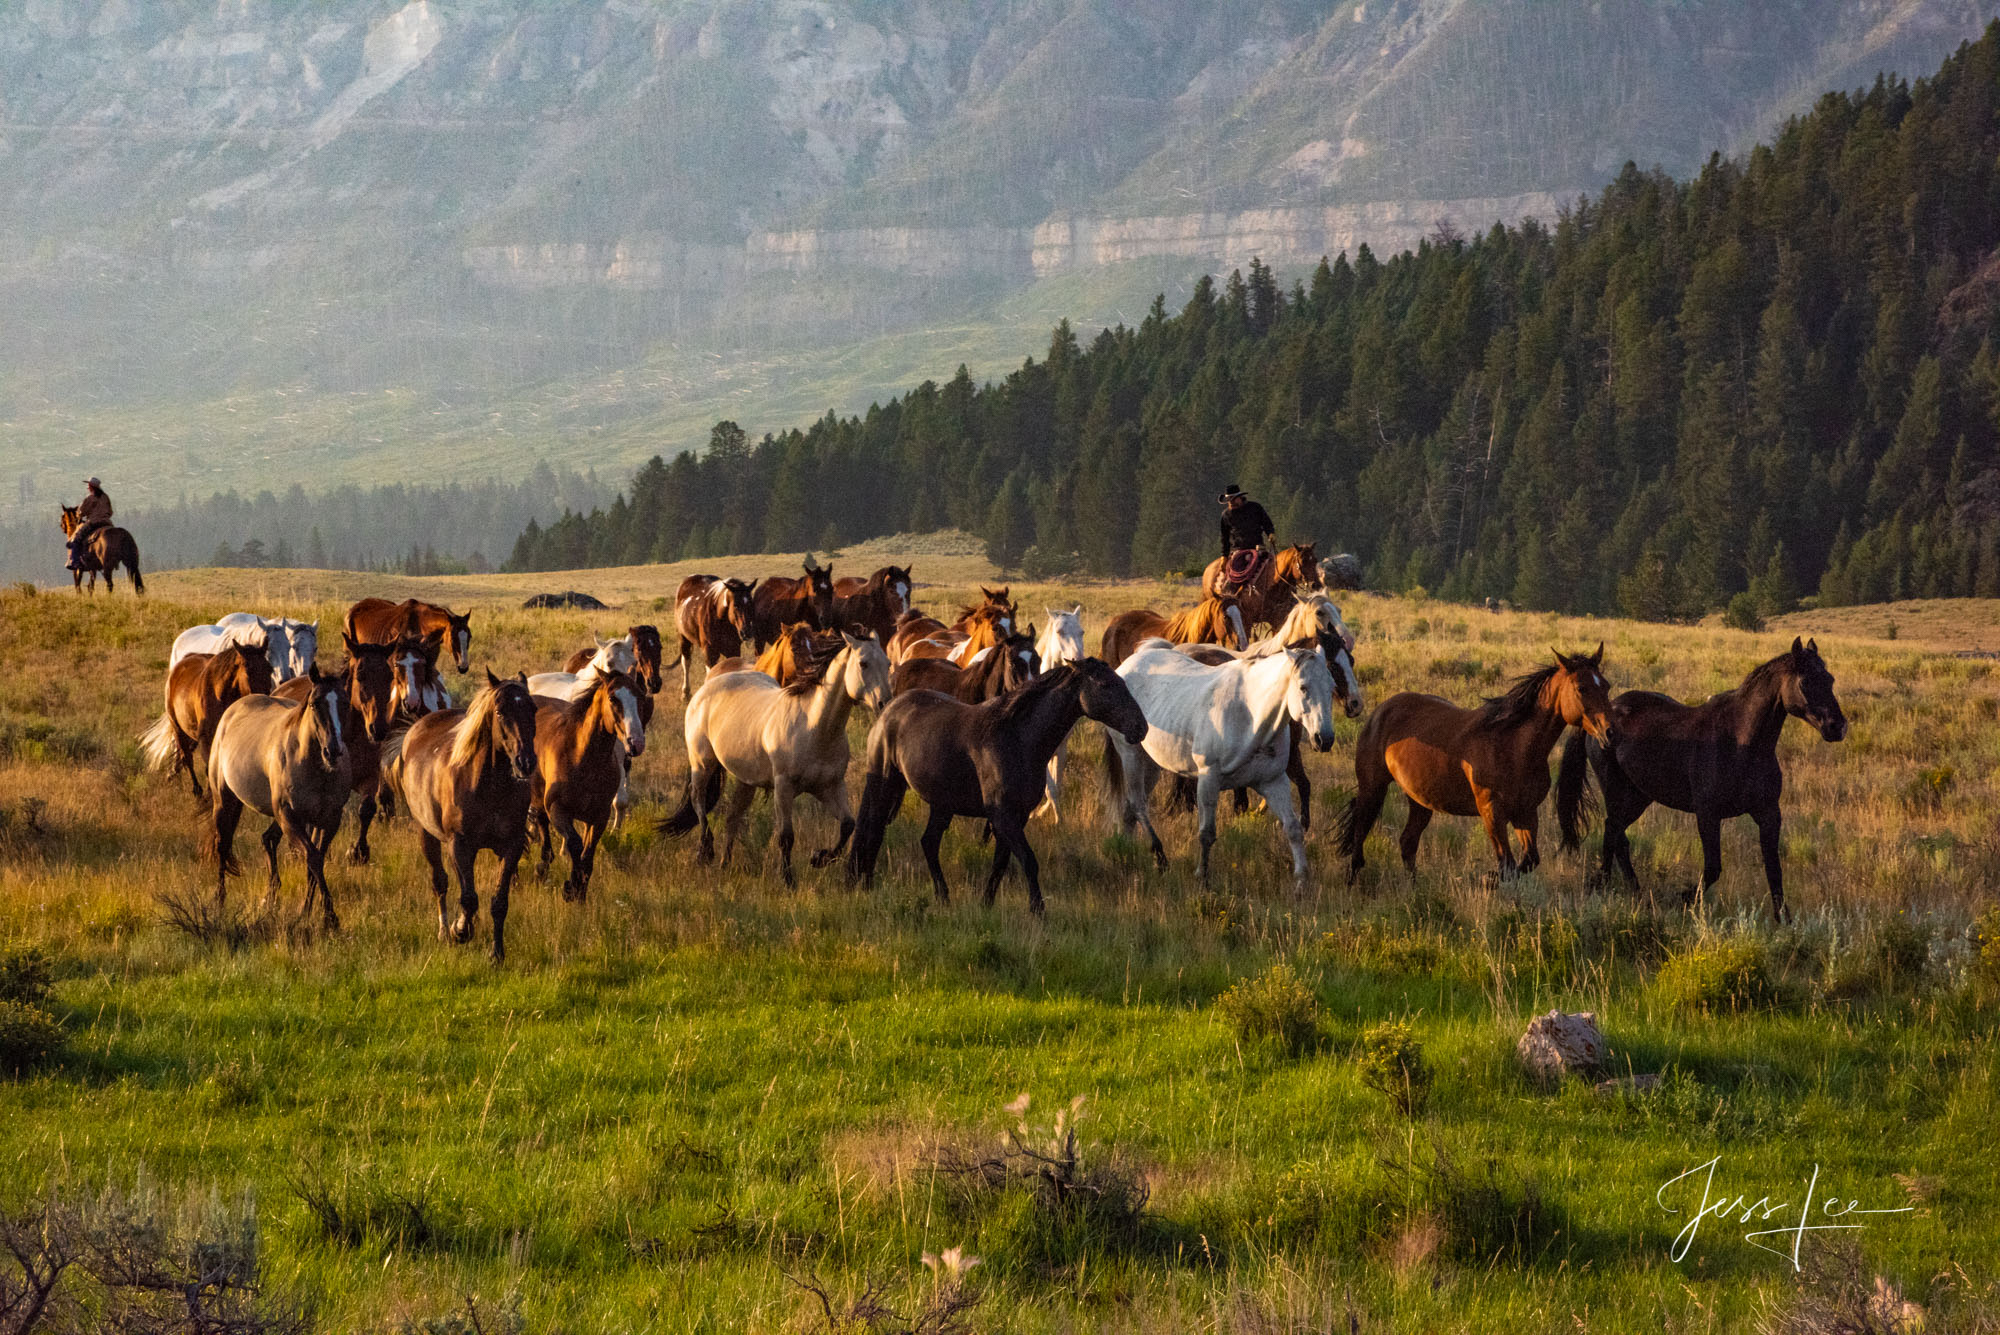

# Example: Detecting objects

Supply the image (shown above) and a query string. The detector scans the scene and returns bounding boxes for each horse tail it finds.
[1334,722,1387,867]
[848,767,907,883]
[124,543,144,595]
[377,725,411,802]
[1555,731,1599,853]
[657,766,723,838]
[139,712,177,772]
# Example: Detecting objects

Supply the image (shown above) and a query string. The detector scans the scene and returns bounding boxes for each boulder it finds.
[1517,1009,1607,1086]
[1323,552,1364,590]
[522,591,609,610]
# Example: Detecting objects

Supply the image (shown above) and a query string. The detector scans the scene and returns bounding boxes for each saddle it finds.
[1220,548,1267,591]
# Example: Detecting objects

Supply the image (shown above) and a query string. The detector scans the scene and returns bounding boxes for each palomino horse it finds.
[345,598,473,673]
[1556,637,1847,920]
[529,670,648,902]
[1200,542,1322,632]
[849,661,1149,914]
[658,633,890,886]
[1337,647,1614,881]
[749,558,836,647]
[564,626,665,695]
[891,630,1041,701]
[172,614,317,682]
[141,641,276,796]
[526,636,637,701]
[207,666,349,928]
[832,565,913,643]
[1100,594,1247,666]
[382,670,540,963]
[274,635,403,865]
[58,506,144,594]
[670,576,758,700]
[1111,641,1338,890]
[1033,607,1088,822]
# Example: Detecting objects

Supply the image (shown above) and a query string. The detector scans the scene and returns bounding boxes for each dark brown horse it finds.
[750,558,836,647]
[1200,542,1320,632]
[345,598,473,673]
[670,575,758,700]
[849,661,1149,913]
[142,641,276,796]
[1556,637,1847,920]
[832,565,914,643]
[59,505,144,594]
[383,670,540,962]
[891,630,1041,701]
[1100,594,1247,666]
[274,634,403,865]
[529,670,648,902]
[564,625,665,694]
[1337,647,1614,880]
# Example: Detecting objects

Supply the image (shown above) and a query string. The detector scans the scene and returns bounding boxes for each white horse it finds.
[171,614,318,682]
[1110,638,1338,890]
[526,638,638,703]
[1033,606,1087,822]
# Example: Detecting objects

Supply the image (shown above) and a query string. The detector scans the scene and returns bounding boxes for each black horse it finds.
[1556,637,1848,920]
[848,661,1148,913]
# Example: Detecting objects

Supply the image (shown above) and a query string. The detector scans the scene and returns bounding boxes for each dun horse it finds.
[1201,542,1322,632]
[1337,647,1614,880]
[383,670,540,962]
[832,565,913,643]
[58,506,144,594]
[207,666,349,928]
[564,626,664,694]
[142,641,277,796]
[345,598,474,673]
[670,575,758,700]
[750,558,836,647]
[1556,637,1847,920]
[273,635,403,864]
[529,671,648,902]
[1100,594,1247,666]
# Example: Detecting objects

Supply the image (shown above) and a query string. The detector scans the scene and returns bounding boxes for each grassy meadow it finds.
[0,553,1996,1333]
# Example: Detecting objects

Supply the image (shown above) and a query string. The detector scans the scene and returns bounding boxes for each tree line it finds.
[503,26,2000,616]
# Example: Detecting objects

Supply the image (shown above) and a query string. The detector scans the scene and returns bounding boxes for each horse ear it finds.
[343,631,359,655]
[486,667,502,688]
[1071,604,1083,617]
[1551,646,1572,669]
[517,671,529,686]
[1591,641,1605,667]
[1791,636,1805,655]
[1807,637,1819,653]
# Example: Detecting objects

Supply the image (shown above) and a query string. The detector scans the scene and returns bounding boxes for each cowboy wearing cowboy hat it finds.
[67,476,113,572]
[1218,484,1274,562]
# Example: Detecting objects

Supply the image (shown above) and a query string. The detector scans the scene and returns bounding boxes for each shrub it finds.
[1723,592,1765,631]
[0,1000,63,1073]
[1357,1021,1432,1117]
[1974,906,2000,1002]
[1217,963,1320,1057]
[1019,545,1082,580]
[0,946,52,1005]
[1900,764,1956,814]
[1654,937,1779,1012]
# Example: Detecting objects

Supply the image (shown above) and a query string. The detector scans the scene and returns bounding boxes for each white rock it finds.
[1517,1009,1607,1085]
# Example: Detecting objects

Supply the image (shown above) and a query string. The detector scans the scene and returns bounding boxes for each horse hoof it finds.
[347,848,370,867]
[809,849,837,869]
[561,884,584,904]
[451,918,475,944]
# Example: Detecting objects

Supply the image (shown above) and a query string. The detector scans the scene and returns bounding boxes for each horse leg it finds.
[312,822,340,931]
[348,788,378,865]
[1690,810,1724,912]
[990,811,1043,914]
[718,779,756,871]
[919,805,954,903]
[420,833,451,940]
[1474,790,1517,877]
[1288,721,1312,835]
[210,783,245,908]
[448,838,480,944]
[1752,806,1787,922]
[1339,747,1392,882]
[1255,777,1309,893]
[690,760,724,863]
[1036,749,1063,825]
[530,803,554,879]
[260,821,285,912]
[1116,739,1168,870]
[555,808,587,902]
[1195,771,1223,885]
[771,778,801,889]
[680,637,696,701]
[848,769,907,888]
[575,820,605,902]
[1398,802,1433,873]
[1515,810,1542,875]
[490,848,522,964]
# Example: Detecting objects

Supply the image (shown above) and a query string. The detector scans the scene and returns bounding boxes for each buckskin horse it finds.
[1556,637,1847,921]
[345,598,474,673]
[670,575,758,700]
[142,641,277,797]
[750,558,836,647]
[58,506,144,594]
[1337,647,1614,882]
[1201,542,1322,633]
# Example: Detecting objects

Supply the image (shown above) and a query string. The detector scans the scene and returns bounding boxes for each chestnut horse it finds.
[670,575,758,700]
[1556,637,1847,920]
[345,598,473,673]
[58,506,145,594]
[274,634,403,865]
[564,625,665,694]
[207,667,349,928]
[1099,594,1247,666]
[382,670,540,962]
[952,586,1019,636]
[1201,542,1320,632]
[1336,647,1614,881]
[141,641,276,796]
[832,565,914,643]
[891,630,1041,701]
[750,558,836,647]
[529,670,648,902]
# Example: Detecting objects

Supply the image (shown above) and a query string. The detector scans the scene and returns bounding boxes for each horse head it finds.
[485,668,539,781]
[1000,630,1042,692]
[839,633,892,712]
[446,610,474,673]
[1076,658,1147,745]
[286,619,320,680]
[590,634,638,677]
[1041,606,1086,667]
[303,664,347,769]
[1284,542,1323,589]
[805,561,837,625]
[628,624,665,693]
[725,578,758,634]
[602,671,648,758]
[888,566,913,613]
[979,586,1017,634]
[233,639,277,696]
[1782,637,1848,742]
[1285,646,1339,752]
[342,633,401,743]
[390,635,433,719]
[1552,644,1615,743]
[58,505,79,537]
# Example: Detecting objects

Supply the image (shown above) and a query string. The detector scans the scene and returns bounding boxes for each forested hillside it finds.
[509,28,2000,617]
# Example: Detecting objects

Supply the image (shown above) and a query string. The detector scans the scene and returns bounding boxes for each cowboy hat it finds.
[84,476,101,486]
[1219,484,1246,503]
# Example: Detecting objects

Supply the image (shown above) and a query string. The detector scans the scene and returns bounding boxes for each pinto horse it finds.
[750,558,836,648]
[1556,637,1847,920]
[141,641,277,796]
[274,635,403,865]
[564,626,664,694]
[1099,594,1247,666]
[1337,647,1614,881]
[382,670,540,962]
[58,506,144,594]
[1200,542,1321,632]
[345,598,473,673]
[529,670,648,902]
[832,566,913,643]
[670,575,758,700]
[891,630,1041,702]
[849,661,1149,913]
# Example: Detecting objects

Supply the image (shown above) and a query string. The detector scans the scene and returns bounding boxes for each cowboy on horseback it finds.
[67,477,113,572]
[1218,484,1275,590]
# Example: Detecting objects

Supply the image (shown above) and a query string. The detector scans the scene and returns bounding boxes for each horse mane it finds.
[1164,596,1230,640]
[782,636,846,696]
[992,663,1077,722]
[1474,664,1561,731]
[449,680,508,768]
[1740,649,1805,695]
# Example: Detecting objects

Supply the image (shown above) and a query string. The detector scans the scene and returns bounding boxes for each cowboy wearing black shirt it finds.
[1219,484,1274,560]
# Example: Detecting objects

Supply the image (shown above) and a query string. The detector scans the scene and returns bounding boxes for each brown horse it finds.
[382,670,540,962]
[1100,594,1248,666]
[529,670,648,902]
[141,641,277,796]
[207,666,349,928]
[564,625,665,694]
[1201,542,1321,632]
[274,634,403,865]
[59,505,144,594]
[670,575,759,700]
[892,630,1041,701]
[832,565,914,643]
[345,598,474,673]
[1337,647,1614,880]
[1556,637,1847,920]
[951,586,1019,636]
[750,558,836,647]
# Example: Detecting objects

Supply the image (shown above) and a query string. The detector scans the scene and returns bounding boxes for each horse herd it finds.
[132,545,1852,963]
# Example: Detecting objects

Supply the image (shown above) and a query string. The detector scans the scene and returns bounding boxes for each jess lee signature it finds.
[1657,1157,1913,1269]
